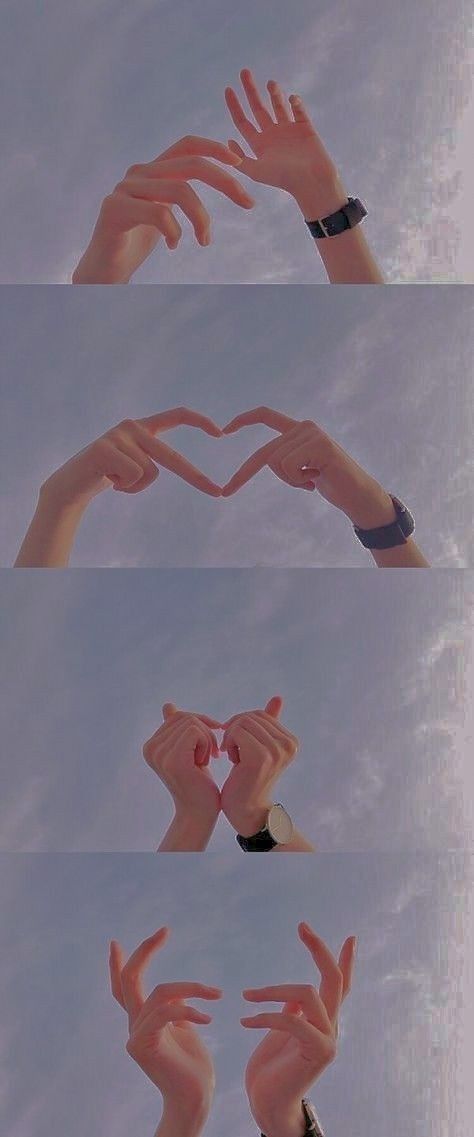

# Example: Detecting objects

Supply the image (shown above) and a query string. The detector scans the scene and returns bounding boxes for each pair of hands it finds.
[109,923,356,1137]
[143,697,297,840]
[73,70,347,283]
[39,404,396,532]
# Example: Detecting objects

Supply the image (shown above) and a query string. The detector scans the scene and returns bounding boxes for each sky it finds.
[0,851,472,1137]
[0,567,472,853]
[1,284,473,568]
[0,0,473,283]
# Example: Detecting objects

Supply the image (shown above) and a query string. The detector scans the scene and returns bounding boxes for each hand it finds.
[224,70,347,220]
[40,407,223,510]
[109,927,222,1134]
[222,407,398,529]
[73,135,255,283]
[220,696,298,838]
[143,703,222,824]
[241,923,357,1137]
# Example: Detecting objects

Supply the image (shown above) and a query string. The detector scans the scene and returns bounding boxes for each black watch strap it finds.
[236,829,277,852]
[305,196,367,239]
[353,495,415,549]
[261,1099,324,1137]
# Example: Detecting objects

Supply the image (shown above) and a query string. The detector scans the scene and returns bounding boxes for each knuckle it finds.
[125,163,143,178]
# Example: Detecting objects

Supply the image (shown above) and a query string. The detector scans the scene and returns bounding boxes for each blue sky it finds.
[0,568,471,852]
[0,852,472,1137]
[1,285,473,568]
[0,0,472,283]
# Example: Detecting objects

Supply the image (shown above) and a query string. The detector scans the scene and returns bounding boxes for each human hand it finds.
[72,135,255,283]
[109,926,222,1134]
[40,407,223,511]
[222,407,397,529]
[143,703,223,825]
[242,923,356,1137]
[220,696,298,838]
[224,70,347,221]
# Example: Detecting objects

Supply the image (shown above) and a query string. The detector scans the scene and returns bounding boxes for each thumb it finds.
[264,695,283,719]
[162,702,179,721]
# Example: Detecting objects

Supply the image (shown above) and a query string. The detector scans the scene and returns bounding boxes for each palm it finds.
[242,122,327,189]
[152,1020,214,1095]
[246,1030,310,1113]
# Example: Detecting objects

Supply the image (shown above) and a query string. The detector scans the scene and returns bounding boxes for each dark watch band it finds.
[305,196,367,239]
[261,1099,324,1137]
[353,495,415,549]
[236,830,277,852]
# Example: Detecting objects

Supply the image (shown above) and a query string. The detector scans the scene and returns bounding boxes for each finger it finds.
[111,441,159,495]
[227,139,247,161]
[240,1013,321,1046]
[221,436,282,496]
[140,981,223,1012]
[289,94,313,126]
[338,936,357,1000]
[264,695,283,719]
[137,1003,213,1032]
[108,194,182,248]
[239,68,274,129]
[139,408,223,438]
[243,985,331,1034]
[223,407,297,434]
[120,177,212,244]
[99,440,146,491]
[162,703,179,721]
[267,80,292,123]
[143,158,255,207]
[109,941,126,1009]
[154,135,245,167]
[120,927,170,1022]
[136,431,222,497]
[298,924,344,1024]
[224,86,261,147]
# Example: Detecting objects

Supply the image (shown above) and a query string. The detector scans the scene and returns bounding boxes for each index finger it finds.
[154,135,244,167]
[298,924,346,1023]
[147,156,255,206]
[221,436,282,496]
[138,432,222,497]
[139,408,222,437]
[120,927,170,1022]
[109,940,126,1008]
[223,407,297,434]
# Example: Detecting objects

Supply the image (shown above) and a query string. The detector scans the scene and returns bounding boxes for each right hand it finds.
[40,407,223,509]
[220,696,298,837]
[72,135,255,283]
[143,703,223,821]
[109,927,222,1132]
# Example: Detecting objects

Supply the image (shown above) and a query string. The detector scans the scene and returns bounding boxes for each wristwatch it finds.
[305,196,367,239]
[353,494,415,549]
[236,804,293,851]
[261,1099,324,1137]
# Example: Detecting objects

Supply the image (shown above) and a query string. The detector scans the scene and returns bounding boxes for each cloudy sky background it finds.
[0,568,471,852]
[1,285,473,568]
[0,852,472,1137]
[0,0,473,283]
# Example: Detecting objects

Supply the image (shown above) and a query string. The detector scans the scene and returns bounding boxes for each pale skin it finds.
[13,406,429,567]
[14,408,223,568]
[72,73,383,285]
[109,927,222,1137]
[222,407,430,567]
[224,69,384,283]
[144,697,314,852]
[242,922,357,1137]
[72,136,255,283]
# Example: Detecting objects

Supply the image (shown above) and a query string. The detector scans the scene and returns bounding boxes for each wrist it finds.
[72,231,131,284]
[257,1102,307,1137]
[344,485,398,530]
[158,1095,211,1137]
[39,477,92,518]
[293,172,349,223]
[226,801,272,837]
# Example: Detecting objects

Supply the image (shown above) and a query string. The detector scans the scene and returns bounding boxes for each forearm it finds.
[368,539,430,567]
[346,484,430,567]
[294,175,384,284]
[157,807,219,852]
[14,489,87,567]
[72,240,131,284]
[272,827,315,853]
[154,1099,209,1137]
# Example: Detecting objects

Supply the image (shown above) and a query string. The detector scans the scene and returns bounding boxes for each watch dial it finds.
[268,804,293,845]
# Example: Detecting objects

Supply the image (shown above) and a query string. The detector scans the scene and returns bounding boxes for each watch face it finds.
[267,804,293,845]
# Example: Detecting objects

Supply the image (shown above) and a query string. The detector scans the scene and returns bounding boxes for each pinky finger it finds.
[289,94,312,125]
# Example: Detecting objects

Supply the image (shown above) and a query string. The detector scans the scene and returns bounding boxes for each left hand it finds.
[109,927,222,1133]
[242,923,357,1137]
[143,703,223,823]
[224,70,347,219]
[220,696,298,837]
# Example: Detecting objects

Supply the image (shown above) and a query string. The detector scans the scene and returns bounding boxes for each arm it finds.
[144,703,222,853]
[224,71,384,284]
[72,135,254,284]
[222,408,430,568]
[14,409,222,568]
